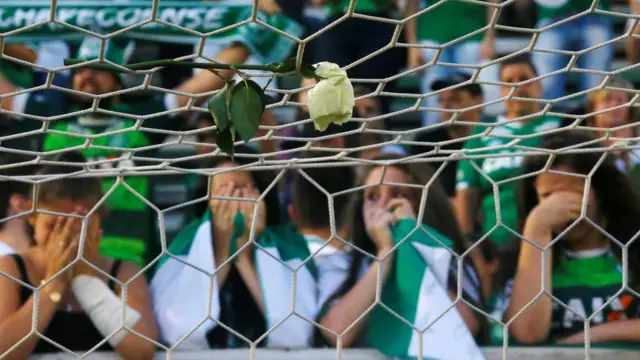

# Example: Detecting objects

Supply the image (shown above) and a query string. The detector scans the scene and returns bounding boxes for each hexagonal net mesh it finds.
[0,0,639,359]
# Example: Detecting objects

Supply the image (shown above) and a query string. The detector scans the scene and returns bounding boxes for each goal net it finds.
[0,0,639,359]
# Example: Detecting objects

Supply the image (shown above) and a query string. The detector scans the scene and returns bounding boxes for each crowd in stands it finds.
[0,0,639,358]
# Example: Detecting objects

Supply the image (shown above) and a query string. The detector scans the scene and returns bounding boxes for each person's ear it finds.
[8,194,26,216]
[287,204,296,225]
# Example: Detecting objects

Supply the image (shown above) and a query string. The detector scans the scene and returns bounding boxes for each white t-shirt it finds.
[0,242,16,258]
[304,234,352,309]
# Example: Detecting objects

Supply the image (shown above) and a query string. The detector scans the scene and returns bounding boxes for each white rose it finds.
[306,62,355,132]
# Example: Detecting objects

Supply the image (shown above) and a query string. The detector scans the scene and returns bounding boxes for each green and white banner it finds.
[0,0,302,63]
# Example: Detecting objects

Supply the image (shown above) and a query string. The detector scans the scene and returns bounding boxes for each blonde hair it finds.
[585,76,637,125]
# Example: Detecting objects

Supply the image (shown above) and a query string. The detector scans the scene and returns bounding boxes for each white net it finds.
[0,0,639,359]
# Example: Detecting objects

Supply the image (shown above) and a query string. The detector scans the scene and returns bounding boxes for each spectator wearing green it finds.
[504,132,640,347]
[454,55,564,250]
[405,0,499,128]
[531,0,613,100]
[0,37,252,267]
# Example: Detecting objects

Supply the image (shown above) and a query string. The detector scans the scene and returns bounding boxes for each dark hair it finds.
[499,54,539,78]
[0,153,37,230]
[347,154,467,247]
[292,153,355,230]
[519,131,640,289]
[314,153,486,344]
[192,145,281,226]
[34,151,104,208]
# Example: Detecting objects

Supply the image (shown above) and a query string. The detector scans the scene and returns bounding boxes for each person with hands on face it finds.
[208,180,267,314]
[38,213,83,303]
[503,132,640,346]
[0,151,159,360]
[362,199,397,256]
[151,147,318,350]
[522,191,584,245]
[315,153,488,355]
[362,197,419,255]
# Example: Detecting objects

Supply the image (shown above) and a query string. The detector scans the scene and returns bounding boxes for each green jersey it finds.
[327,0,391,16]
[491,249,640,345]
[0,59,32,89]
[535,0,609,21]
[27,92,180,266]
[417,0,486,44]
[455,115,562,248]
[550,249,639,341]
[0,42,42,89]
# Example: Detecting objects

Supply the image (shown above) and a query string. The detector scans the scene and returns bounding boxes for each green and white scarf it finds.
[150,211,317,349]
[0,0,302,64]
[367,219,485,360]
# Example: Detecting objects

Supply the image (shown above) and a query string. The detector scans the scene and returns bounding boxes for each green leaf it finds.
[229,79,265,142]
[216,127,235,159]
[208,81,235,131]
[299,63,317,79]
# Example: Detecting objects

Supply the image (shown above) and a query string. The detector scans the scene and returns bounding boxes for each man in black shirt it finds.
[410,72,484,198]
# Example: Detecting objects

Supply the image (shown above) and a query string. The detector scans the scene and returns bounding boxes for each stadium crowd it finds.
[0,0,639,359]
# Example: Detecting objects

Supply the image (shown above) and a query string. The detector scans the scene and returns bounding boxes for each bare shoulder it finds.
[0,253,24,283]
[0,254,26,319]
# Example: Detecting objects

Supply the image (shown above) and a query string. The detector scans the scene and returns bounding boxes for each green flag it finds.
[367,219,485,360]
[0,0,302,63]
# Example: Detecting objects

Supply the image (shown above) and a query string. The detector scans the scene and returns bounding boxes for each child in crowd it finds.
[289,155,356,308]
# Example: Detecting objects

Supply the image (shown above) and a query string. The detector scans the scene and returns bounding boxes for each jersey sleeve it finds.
[456,137,482,191]
[314,251,351,311]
